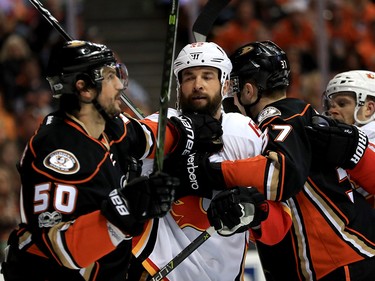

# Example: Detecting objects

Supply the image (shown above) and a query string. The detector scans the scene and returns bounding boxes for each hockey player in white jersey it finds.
[323,69,375,197]
[127,42,292,281]
[324,70,375,144]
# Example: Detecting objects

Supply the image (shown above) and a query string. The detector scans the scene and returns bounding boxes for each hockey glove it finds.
[101,173,179,236]
[169,113,223,156]
[305,115,368,169]
[163,152,226,199]
[207,187,269,237]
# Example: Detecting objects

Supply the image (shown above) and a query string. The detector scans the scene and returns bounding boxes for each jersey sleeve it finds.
[347,146,375,194]
[139,110,180,159]
[220,104,314,202]
[40,211,127,269]
[250,201,292,245]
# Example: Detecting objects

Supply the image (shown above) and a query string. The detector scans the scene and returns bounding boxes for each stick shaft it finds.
[153,0,180,173]
[192,0,230,42]
[120,94,145,119]
[29,0,73,41]
[150,226,215,281]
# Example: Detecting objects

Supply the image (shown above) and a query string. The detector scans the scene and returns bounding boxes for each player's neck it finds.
[75,105,106,139]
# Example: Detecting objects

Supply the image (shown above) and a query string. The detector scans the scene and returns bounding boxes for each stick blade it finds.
[192,0,231,42]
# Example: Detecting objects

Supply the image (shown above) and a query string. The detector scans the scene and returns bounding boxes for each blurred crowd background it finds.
[1,0,375,262]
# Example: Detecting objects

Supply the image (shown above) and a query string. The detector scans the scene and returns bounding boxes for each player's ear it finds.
[76,79,94,101]
[366,100,375,117]
[222,79,230,94]
[244,82,257,100]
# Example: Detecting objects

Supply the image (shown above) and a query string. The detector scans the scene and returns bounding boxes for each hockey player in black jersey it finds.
[0,40,223,281]
[179,41,375,280]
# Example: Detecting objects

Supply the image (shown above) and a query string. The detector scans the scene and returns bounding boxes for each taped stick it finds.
[150,226,215,281]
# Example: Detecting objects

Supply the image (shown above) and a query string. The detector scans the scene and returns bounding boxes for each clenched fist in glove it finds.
[101,173,179,236]
[168,113,223,156]
[305,115,368,169]
[207,187,269,236]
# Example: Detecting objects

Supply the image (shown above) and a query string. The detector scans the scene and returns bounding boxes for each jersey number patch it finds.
[34,183,78,214]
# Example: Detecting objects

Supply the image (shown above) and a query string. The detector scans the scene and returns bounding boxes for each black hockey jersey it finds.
[11,111,152,281]
[221,98,375,280]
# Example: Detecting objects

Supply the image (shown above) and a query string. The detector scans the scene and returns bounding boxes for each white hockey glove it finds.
[207,187,269,236]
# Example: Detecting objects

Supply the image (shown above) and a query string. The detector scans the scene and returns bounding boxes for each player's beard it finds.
[100,95,122,118]
[180,90,221,116]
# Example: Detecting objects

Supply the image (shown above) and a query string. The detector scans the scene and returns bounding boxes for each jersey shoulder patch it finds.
[257,106,281,124]
[43,149,80,175]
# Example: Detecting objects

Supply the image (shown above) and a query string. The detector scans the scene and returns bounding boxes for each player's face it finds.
[328,92,356,125]
[179,66,222,117]
[97,66,124,118]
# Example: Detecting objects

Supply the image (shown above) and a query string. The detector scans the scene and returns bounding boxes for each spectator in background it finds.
[271,1,317,73]
[325,1,360,72]
[211,0,268,55]
[0,88,17,144]
[356,18,375,71]
[0,164,19,263]
[0,33,32,113]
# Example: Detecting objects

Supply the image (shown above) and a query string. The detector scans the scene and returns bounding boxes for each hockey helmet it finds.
[230,40,290,95]
[173,42,232,108]
[46,40,128,98]
[324,70,375,125]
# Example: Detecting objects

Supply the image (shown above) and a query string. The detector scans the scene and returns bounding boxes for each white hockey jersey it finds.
[132,109,265,281]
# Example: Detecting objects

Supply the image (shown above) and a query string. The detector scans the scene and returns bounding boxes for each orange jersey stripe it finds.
[221,155,268,194]
[348,147,375,194]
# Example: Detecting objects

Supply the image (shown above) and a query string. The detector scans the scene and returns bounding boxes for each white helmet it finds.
[325,70,375,125]
[173,42,232,109]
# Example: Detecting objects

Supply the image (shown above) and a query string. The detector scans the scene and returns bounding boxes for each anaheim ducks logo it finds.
[44,149,80,174]
[257,106,281,124]
[239,45,254,56]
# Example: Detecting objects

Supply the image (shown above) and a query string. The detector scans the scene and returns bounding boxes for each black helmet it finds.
[46,40,118,98]
[230,40,290,94]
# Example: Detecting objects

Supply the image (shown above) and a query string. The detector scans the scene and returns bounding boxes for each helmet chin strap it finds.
[91,82,114,122]
[236,89,262,119]
[353,105,375,126]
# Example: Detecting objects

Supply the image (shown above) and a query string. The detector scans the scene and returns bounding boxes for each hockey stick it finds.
[29,0,72,41]
[28,0,145,119]
[192,0,231,42]
[150,226,215,281]
[153,0,180,173]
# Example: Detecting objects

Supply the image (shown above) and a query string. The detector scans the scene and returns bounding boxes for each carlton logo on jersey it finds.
[43,149,80,174]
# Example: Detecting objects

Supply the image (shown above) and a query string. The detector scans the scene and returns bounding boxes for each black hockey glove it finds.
[163,152,226,200]
[169,113,223,156]
[207,187,269,237]
[305,115,368,169]
[101,173,179,236]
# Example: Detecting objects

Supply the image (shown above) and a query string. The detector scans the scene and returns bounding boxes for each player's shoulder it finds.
[29,113,111,181]
[142,108,177,123]
[222,112,261,137]
[257,98,314,126]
